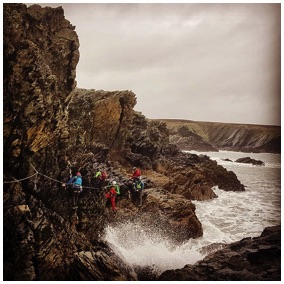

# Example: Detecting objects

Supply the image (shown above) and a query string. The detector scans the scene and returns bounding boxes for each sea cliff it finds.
[157,119,280,153]
[3,3,280,281]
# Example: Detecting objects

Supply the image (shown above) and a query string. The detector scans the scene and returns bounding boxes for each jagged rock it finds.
[58,87,245,203]
[4,180,137,281]
[70,243,138,281]
[68,88,172,169]
[4,3,79,174]
[162,152,244,201]
[109,188,203,243]
[157,225,281,281]
[235,157,265,166]
[3,4,133,281]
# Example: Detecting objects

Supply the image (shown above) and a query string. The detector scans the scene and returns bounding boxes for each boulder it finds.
[102,187,203,244]
[162,152,244,201]
[235,157,265,166]
[157,225,281,281]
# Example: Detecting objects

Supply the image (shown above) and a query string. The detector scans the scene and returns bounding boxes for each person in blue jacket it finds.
[63,172,83,208]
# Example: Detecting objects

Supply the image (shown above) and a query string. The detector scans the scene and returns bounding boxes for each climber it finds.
[133,176,144,207]
[99,170,108,188]
[106,180,120,196]
[105,181,119,212]
[93,169,108,189]
[131,167,141,181]
[124,179,135,200]
[63,172,83,208]
[112,180,120,205]
[93,169,101,188]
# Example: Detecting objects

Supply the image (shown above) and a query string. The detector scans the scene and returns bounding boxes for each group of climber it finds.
[62,166,144,212]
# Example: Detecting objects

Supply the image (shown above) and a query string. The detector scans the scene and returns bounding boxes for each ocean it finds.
[104,151,281,276]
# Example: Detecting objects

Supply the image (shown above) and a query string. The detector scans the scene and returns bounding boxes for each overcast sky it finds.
[38,2,281,126]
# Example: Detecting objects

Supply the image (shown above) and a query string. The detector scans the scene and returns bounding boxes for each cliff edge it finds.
[157,119,280,154]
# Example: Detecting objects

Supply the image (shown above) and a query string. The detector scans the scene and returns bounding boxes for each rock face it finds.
[235,157,265,166]
[69,88,174,170]
[3,3,271,282]
[162,152,244,201]
[159,119,281,154]
[168,125,218,152]
[68,89,245,202]
[3,182,137,281]
[101,187,203,244]
[4,3,79,173]
[158,225,281,281]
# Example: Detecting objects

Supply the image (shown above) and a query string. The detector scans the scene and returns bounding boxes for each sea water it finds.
[103,151,281,275]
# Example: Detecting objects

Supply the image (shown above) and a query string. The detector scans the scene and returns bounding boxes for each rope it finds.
[3,163,100,190]
[3,172,38,184]
[38,172,65,185]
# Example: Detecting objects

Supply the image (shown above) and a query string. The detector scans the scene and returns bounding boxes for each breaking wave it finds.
[103,151,281,277]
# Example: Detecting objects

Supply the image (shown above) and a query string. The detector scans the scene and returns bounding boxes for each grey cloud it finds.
[40,3,280,125]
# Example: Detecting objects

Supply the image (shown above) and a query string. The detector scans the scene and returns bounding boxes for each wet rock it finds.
[163,152,244,201]
[70,249,137,280]
[157,225,281,281]
[103,187,203,244]
[222,158,233,162]
[235,157,265,166]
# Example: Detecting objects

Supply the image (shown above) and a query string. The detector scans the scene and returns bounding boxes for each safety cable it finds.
[3,163,100,190]
[3,172,38,184]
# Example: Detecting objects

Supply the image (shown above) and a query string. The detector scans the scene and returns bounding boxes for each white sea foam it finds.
[104,221,204,274]
[103,151,281,275]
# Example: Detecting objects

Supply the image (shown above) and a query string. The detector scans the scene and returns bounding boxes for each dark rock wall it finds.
[4,3,79,177]
[3,4,138,281]
[69,88,174,169]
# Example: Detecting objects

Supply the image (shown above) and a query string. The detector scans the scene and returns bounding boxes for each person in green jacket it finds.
[134,177,144,207]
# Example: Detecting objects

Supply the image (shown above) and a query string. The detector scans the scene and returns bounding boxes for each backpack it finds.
[95,171,101,178]
[115,185,120,195]
[101,171,107,180]
[136,181,143,190]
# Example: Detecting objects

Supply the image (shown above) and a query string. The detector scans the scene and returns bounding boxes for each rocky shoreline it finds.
[157,225,281,281]
[3,4,280,281]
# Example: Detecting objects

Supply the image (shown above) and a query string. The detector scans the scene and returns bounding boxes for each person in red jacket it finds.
[131,167,141,181]
[105,182,117,212]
